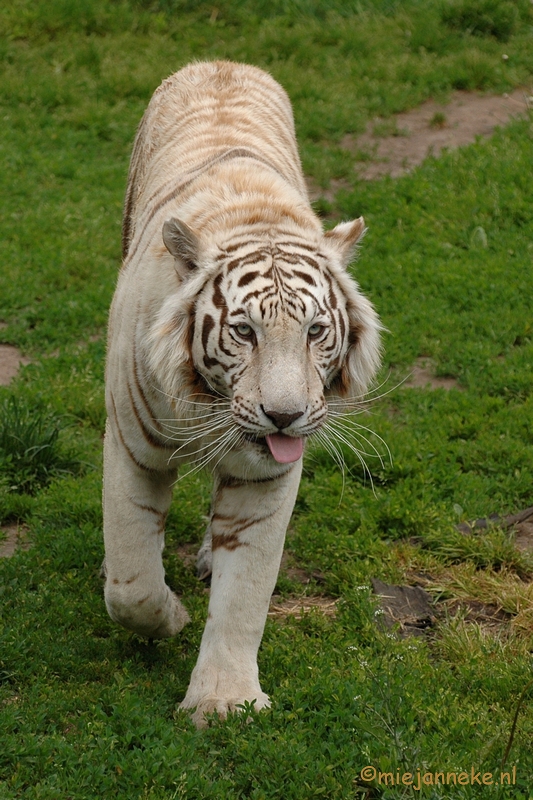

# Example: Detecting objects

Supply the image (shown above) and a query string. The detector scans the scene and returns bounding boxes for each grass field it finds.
[1,0,533,797]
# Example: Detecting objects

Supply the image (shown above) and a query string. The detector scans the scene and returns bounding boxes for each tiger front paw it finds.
[180,689,270,728]
[105,583,190,638]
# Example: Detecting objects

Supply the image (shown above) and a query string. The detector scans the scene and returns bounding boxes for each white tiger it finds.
[103,60,381,728]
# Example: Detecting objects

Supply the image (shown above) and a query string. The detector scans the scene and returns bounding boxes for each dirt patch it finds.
[514,521,533,555]
[0,523,31,558]
[307,88,531,200]
[268,595,338,619]
[0,345,31,386]
[372,577,519,638]
[403,357,462,390]
[348,88,531,181]
[443,598,512,629]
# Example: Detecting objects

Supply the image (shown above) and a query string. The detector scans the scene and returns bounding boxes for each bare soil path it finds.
[351,87,531,180]
[307,87,531,199]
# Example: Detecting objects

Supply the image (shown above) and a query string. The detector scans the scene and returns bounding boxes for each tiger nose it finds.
[261,407,305,430]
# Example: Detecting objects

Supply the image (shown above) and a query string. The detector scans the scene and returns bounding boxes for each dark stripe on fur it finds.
[201,314,215,352]
[211,532,249,551]
[109,392,153,473]
[132,333,165,432]
[126,381,171,450]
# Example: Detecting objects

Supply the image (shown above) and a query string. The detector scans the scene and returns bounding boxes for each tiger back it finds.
[103,60,381,728]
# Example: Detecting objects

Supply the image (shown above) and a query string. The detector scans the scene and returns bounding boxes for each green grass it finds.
[1,0,533,797]
[0,397,82,495]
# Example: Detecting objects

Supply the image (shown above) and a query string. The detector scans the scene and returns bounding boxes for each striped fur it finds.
[103,61,381,727]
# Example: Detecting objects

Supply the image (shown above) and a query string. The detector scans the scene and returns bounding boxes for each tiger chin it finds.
[103,60,382,728]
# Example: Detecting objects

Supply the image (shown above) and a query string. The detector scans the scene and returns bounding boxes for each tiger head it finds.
[151,216,381,469]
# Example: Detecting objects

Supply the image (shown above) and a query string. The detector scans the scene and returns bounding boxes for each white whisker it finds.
[167,422,235,460]
[158,407,231,424]
[306,388,394,498]
[158,415,232,440]
[171,427,243,484]
[153,384,229,407]
[324,431,382,465]
[322,423,384,474]
[311,428,347,502]
[327,371,404,410]
[328,417,392,467]
[325,419,388,465]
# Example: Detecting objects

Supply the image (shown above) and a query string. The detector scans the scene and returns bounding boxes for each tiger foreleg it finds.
[102,421,190,638]
[181,461,302,727]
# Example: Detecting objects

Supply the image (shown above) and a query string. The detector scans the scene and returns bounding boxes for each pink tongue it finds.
[266,434,304,464]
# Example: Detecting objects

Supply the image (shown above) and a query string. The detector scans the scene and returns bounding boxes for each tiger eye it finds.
[235,323,253,337]
[308,323,324,338]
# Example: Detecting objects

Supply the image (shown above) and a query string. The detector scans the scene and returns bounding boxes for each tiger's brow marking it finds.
[292,269,317,285]
[226,251,270,272]
[237,271,261,287]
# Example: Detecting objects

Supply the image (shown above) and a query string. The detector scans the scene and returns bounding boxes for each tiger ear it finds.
[323,216,366,269]
[162,217,200,275]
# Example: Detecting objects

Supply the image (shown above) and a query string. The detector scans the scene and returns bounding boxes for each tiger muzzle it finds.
[260,407,305,430]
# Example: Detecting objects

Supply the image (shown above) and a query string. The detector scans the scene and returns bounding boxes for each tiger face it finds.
[158,214,381,469]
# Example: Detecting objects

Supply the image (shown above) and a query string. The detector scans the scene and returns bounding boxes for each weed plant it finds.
[0,397,80,496]
[1,0,533,797]
[441,0,531,42]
